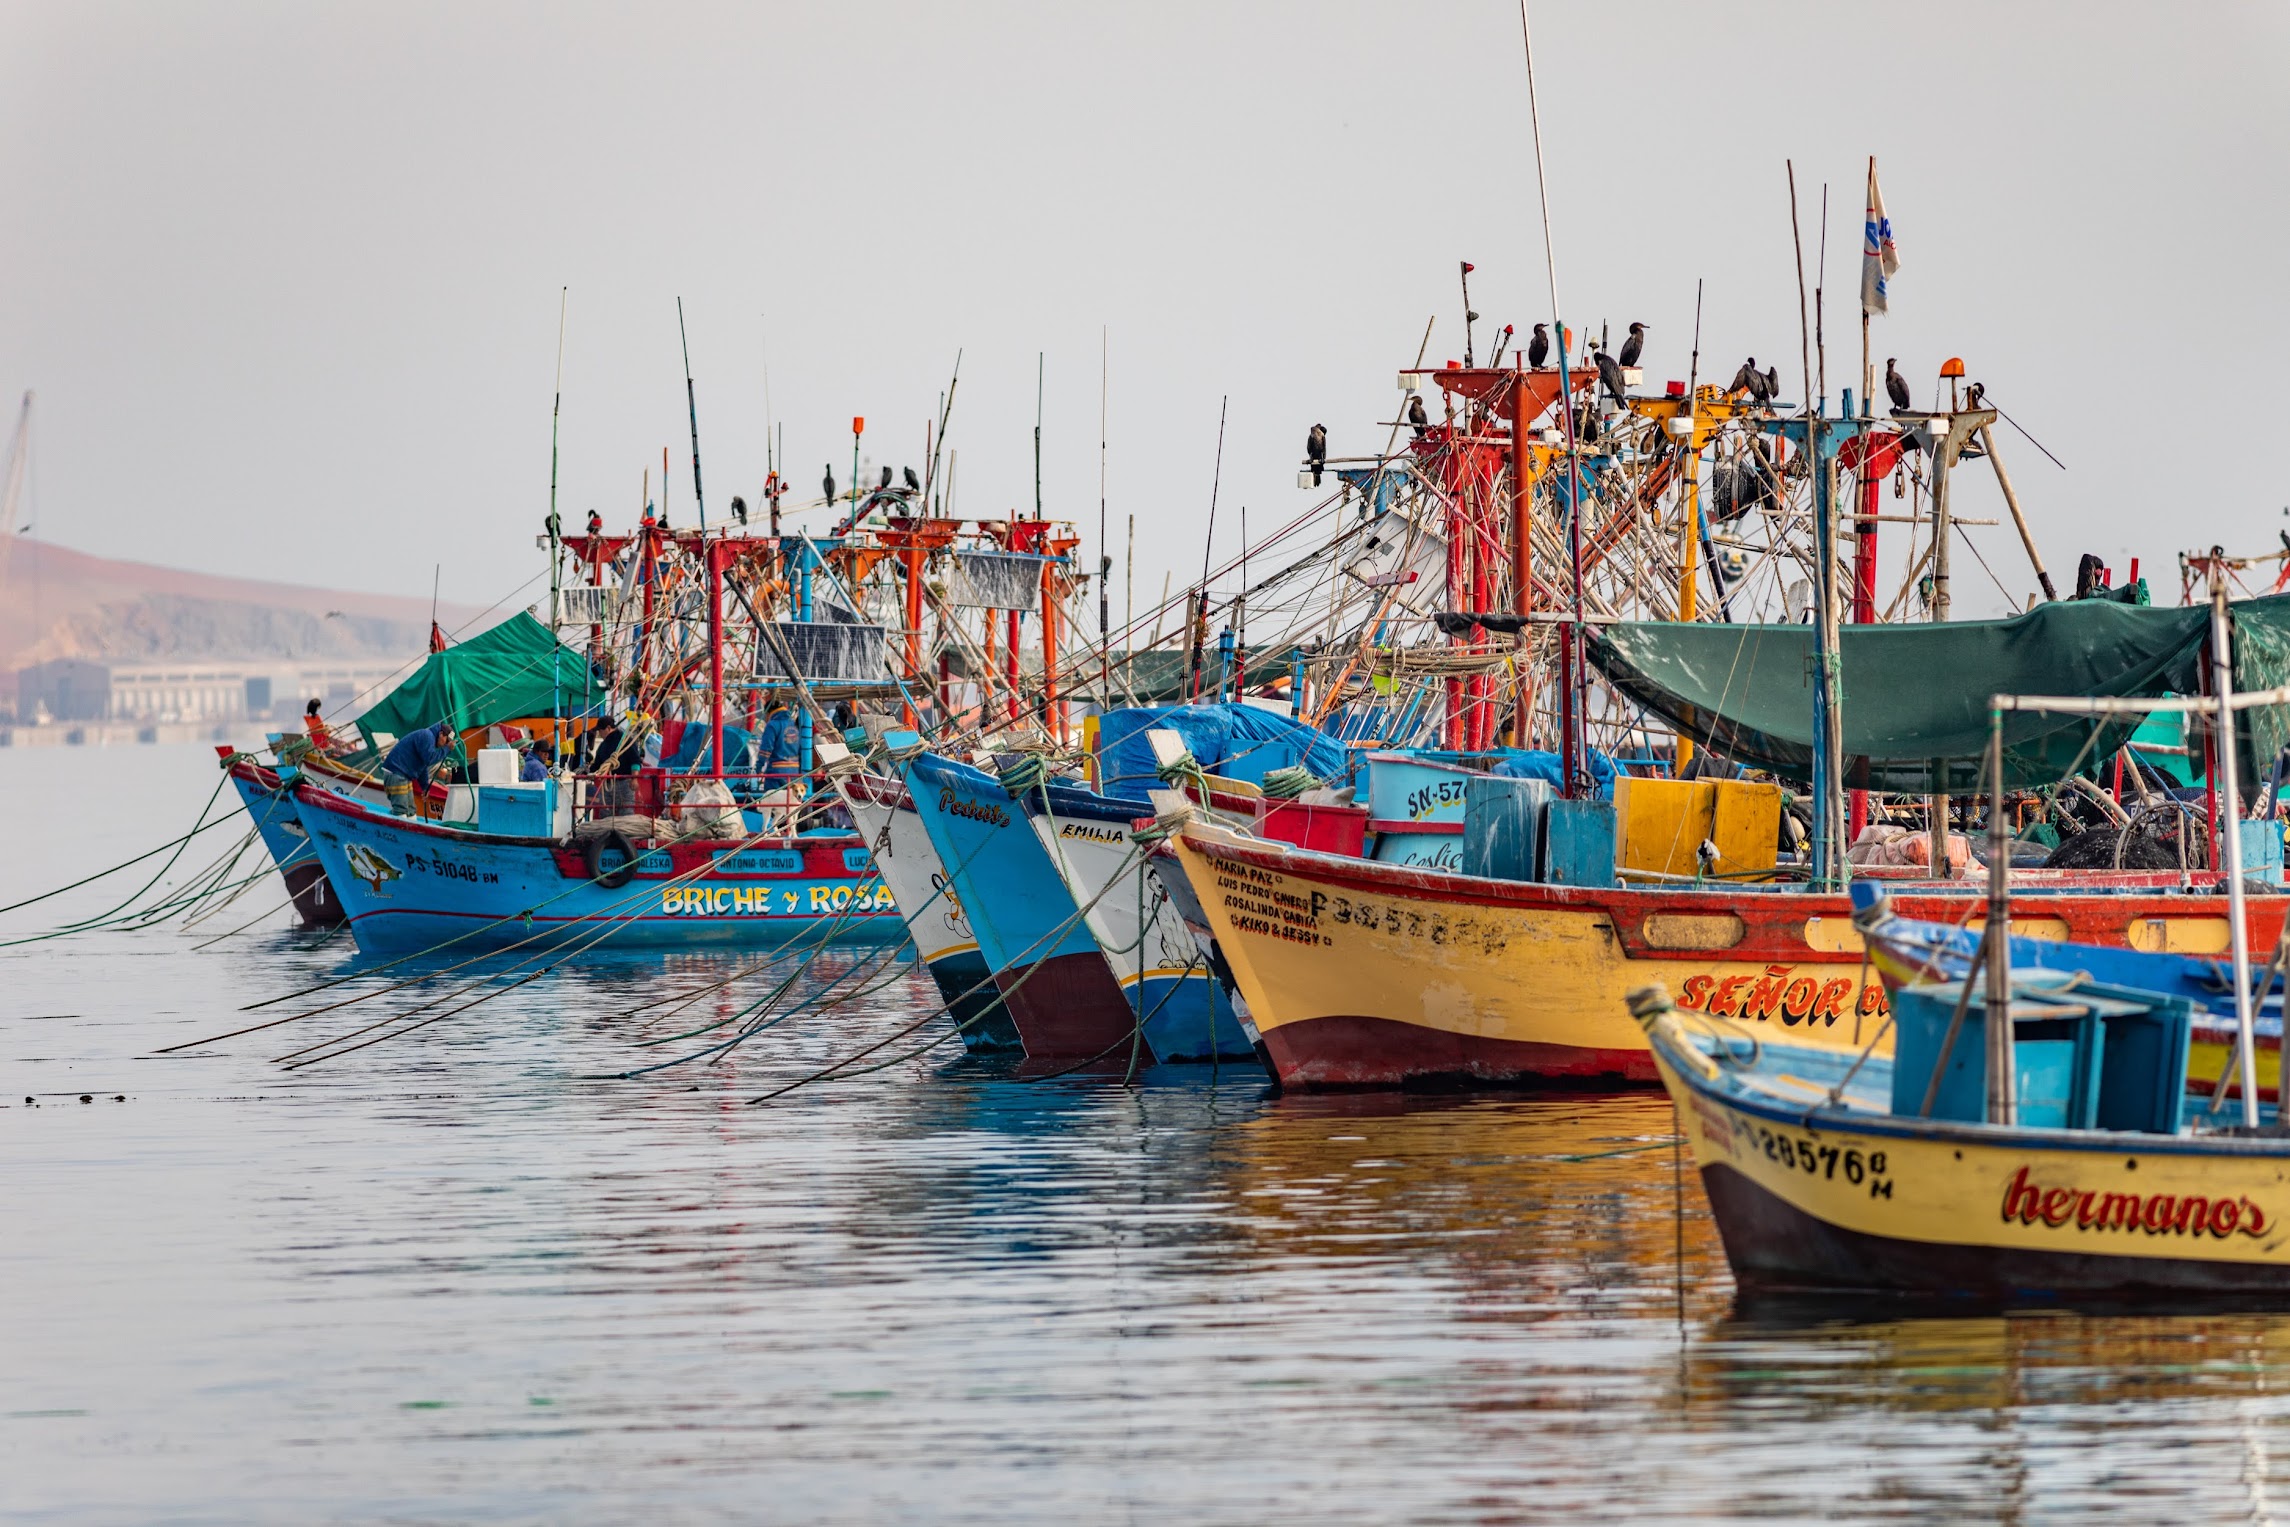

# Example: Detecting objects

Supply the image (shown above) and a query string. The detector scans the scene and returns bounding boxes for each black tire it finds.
[586,828,638,889]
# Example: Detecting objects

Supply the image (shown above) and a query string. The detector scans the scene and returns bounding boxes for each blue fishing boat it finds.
[899,751,1149,1065]
[292,780,903,954]
[219,749,343,928]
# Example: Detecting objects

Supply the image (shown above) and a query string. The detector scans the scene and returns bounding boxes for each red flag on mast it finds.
[429,622,447,653]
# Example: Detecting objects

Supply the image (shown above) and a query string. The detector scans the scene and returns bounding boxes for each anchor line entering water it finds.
[744,842,1154,1105]
[162,809,845,1053]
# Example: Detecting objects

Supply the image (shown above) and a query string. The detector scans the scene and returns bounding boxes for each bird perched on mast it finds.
[823,465,836,508]
[1593,342,1629,407]
[1729,357,1763,400]
[1885,357,1912,414]
[1407,394,1429,435]
[1305,423,1328,487]
[880,465,893,491]
[1762,364,1779,401]
[904,466,920,491]
[1618,322,1646,368]
[1527,323,1551,369]
[730,495,749,527]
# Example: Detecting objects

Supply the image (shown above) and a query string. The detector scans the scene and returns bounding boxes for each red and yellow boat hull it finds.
[1169,821,2290,1090]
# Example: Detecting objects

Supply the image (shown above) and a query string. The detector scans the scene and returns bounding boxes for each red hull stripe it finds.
[1260,1014,1655,1089]
[994,950,1152,1063]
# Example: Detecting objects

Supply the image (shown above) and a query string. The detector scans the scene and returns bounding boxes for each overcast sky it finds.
[4,1,2286,619]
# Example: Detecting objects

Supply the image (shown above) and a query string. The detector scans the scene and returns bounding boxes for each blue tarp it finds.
[662,723,755,775]
[1491,746,1617,800]
[1096,703,1355,796]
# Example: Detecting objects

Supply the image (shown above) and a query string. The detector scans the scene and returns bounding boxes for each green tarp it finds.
[356,611,607,741]
[1587,596,2290,793]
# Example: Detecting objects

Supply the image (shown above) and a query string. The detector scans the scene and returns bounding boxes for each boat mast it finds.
[1516,0,1589,793]
[678,298,707,532]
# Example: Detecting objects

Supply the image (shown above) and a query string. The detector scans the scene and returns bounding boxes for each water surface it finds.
[6,744,2290,1523]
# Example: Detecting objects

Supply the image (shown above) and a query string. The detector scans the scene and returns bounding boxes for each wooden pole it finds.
[1982,425,2058,601]
[1983,708,2015,1125]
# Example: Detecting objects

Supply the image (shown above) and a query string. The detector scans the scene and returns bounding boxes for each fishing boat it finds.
[1637,664,2290,1301]
[841,772,1021,1053]
[218,748,345,928]
[1009,760,1255,1064]
[898,751,1143,1063]
[1630,977,2290,1299]
[293,777,903,953]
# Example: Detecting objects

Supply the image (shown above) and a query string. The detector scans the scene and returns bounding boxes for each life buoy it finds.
[586,828,638,889]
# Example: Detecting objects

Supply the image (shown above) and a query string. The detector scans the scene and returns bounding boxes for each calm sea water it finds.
[7,744,2290,1523]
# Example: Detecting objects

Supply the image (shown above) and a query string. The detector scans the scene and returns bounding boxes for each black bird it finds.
[1885,357,1911,413]
[1407,394,1429,433]
[730,494,749,527]
[1594,344,1629,407]
[1618,322,1646,368]
[1762,365,1779,401]
[823,466,836,506]
[1730,357,1761,398]
[1527,323,1551,368]
[1305,423,1328,486]
[585,509,602,537]
[880,465,893,490]
[904,466,920,491]
[1965,382,1986,410]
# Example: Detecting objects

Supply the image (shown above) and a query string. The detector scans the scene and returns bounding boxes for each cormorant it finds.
[1762,365,1779,400]
[1527,323,1551,368]
[585,509,602,537]
[904,466,920,491]
[1730,357,1761,397]
[1407,394,1429,433]
[1618,322,1646,368]
[1885,358,1911,413]
[1965,382,1986,410]
[823,466,836,506]
[1305,423,1328,486]
[1594,344,1629,407]
[880,465,893,490]
[730,494,748,527]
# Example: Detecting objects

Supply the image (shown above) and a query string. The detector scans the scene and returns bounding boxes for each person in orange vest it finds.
[303,698,334,751]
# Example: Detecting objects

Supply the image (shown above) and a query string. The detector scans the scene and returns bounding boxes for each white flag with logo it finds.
[1862,169,1900,314]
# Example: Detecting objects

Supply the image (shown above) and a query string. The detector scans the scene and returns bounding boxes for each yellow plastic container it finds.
[1613,777,1780,879]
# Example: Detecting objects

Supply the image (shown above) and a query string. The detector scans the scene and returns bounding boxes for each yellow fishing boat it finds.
[1165,815,2288,1089]
[1632,979,2290,1299]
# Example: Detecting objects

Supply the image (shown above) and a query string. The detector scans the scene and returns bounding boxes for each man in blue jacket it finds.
[382,722,455,815]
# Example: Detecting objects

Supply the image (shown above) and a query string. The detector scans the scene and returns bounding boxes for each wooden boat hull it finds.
[220,752,344,928]
[899,753,1147,1064]
[1169,820,2290,1090]
[1023,794,1256,1064]
[1646,1015,2290,1299]
[843,777,1021,1054]
[292,782,904,954]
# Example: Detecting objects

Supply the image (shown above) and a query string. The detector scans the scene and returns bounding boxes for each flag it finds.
[429,621,447,653]
[1862,168,1900,314]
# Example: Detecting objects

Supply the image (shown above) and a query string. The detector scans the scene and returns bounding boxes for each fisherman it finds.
[757,700,803,790]
[519,742,550,783]
[302,698,335,752]
[381,721,455,816]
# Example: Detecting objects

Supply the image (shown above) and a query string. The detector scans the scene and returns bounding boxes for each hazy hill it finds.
[2,539,487,668]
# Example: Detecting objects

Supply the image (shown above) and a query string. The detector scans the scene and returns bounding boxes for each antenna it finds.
[1034,351,1045,520]
[547,288,567,629]
[677,297,707,531]
[1099,328,1110,647]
